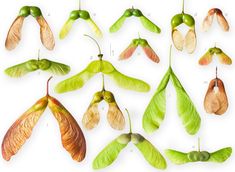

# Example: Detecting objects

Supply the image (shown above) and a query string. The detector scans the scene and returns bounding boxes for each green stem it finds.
[78,0,81,10]
[125,108,132,133]
[38,49,40,61]
[182,0,185,13]
[101,74,105,91]
[138,32,140,39]
[198,138,201,152]
[46,76,53,95]
[84,34,103,59]
[169,45,172,67]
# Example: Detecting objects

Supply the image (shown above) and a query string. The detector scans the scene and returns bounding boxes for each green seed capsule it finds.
[30,6,42,17]
[214,47,223,54]
[19,6,30,17]
[69,10,80,20]
[38,59,51,70]
[188,151,200,162]
[124,9,133,17]
[132,39,139,46]
[131,133,144,144]
[208,48,215,54]
[91,91,103,104]
[182,14,195,27]
[133,9,143,17]
[117,133,131,144]
[199,151,210,161]
[26,59,38,71]
[139,38,148,46]
[79,10,90,20]
[171,14,183,28]
[103,91,115,103]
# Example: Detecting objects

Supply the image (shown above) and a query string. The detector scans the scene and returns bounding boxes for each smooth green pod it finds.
[30,6,42,17]
[19,6,30,17]
[214,47,223,54]
[199,151,210,161]
[188,151,200,162]
[133,9,143,17]
[26,59,38,71]
[103,91,115,103]
[38,59,51,70]
[90,91,103,104]
[79,10,90,20]
[131,133,144,144]
[123,9,133,17]
[139,38,148,46]
[69,10,80,20]
[117,133,131,144]
[182,13,195,27]
[171,14,183,28]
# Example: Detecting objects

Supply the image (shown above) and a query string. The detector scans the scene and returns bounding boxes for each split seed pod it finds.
[202,8,229,32]
[204,73,228,115]
[2,77,86,162]
[199,47,232,65]
[92,110,167,170]
[5,6,55,50]
[110,8,161,34]
[120,37,160,63]
[83,90,125,130]
[60,9,102,39]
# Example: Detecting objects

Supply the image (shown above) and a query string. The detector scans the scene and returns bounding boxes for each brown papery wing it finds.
[36,16,55,50]
[141,44,160,63]
[5,16,25,50]
[82,103,100,130]
[107,102,125,130]
[2,97,48,161]
[215,79,228,115]
[48,96,86,162]
[119,43,138,60]
[216,11,229,31]
[202,9,215,32]
[185,29,197,54]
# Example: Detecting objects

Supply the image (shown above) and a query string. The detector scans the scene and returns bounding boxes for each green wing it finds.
[142,68,171,133]
[208,147,232,163]
[101,60,150,92]
[86,18,103,38]
[43,60,70,75]
[165,149,190,165]
[5,60,38,78]
[170,69,201,135]
[139,15,161,33]
[93,138,128,169]
[59,19,75,39]
[134,137,167,169]
[109,15,127,33]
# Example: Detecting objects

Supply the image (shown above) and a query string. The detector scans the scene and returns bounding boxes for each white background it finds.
[0,0,234,171]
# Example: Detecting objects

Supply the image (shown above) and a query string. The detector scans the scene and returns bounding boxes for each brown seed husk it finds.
[107,102,125,130]
[82,103,100,130]
[5,16,25,50]
[185,29,197,54]
[204,78,228,115]
[216,11,229,31]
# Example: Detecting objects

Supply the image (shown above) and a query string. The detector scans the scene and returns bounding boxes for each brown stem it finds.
[46,76,53,95]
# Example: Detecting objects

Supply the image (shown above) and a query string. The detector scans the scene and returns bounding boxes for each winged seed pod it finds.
[202,8,229,32]
[110,7,161,34]
[165,139,232,165]
[83,76,125,130]
[5,6,55,51]
[2,77,86,162]
[171,0,196,53]
[55,35,150,93]
[119,37,160,63]
[59,4,102,39]
[92,109,167,170]
[5,55,70,78]
[143,46,201,135]
[204,68,228,115]
[199,46,232,65]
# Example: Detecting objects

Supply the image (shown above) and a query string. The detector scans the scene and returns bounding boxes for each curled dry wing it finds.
[48,96,86,162]
[107,102,125,130]
[119,43,138,60]
[5,16,25,50]
[82,103,100,130]
[172,29,184,51]
[141,44,160,63]
[185,29,197,54]
[36,16,55,50]
[2,97,48,161]
[204,78,228,115]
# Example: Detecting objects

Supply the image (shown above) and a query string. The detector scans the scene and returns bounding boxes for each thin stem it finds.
[38,49,40,61]
[182,0,185,13]
[78,0,81,10]
[84,34,102,57]
[101,74,105,91]
[138,32,140,38]
[169,45,172,67]
[198,138,201,152]
[125,109,132,133]
[215,66,218,87]
[46,76,53,95]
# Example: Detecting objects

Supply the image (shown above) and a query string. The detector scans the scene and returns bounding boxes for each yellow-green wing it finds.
[139,15,161,33]
[109,15,127,33]
[208,147,232,163]
[40,59,70,75]
[165,149,190,165]
[86,18,103,38]
[59,19,75,39]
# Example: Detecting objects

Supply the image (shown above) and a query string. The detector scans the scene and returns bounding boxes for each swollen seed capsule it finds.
[139,38,148,46]
[171,14,183,28]
[30,6,42,17]
[26,60,38,71]
[182,14,195,27]
[69,10,80,20]
[131,133,144,144]
[124,9,133,17]
[188,151,200,162]
[38,59,51,70]
[214,47,223,54]
[19,6,30,17]
[103,91,115,103]
[133,9,143,17]
[199,151,210,161]
[117,133,131,144]
[91,91,103,104]
[79,10,90,20]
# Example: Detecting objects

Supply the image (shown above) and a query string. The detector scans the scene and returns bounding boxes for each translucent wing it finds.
[185,29,197,54]
[172,29,184,51]
[171,69,201,135]
[36,16,55,50]
[141,43,160,63]
[40,59,70,75]
[59,19,75,39]
[86,18,103,38]
[1,97,48,161]
[134,137,167,169]
[5,60,38,78]
[202,10,215,32]
[102,60,150,92]
[93,137,128,169]
[5,16,25,50]
[109,15,127,33]
[119,42,138,60]
[139,15,161,33]
[216,12,229,31]
[217,52,232,65]
[82,103,100,130]
[165,149,190,165]
[143,69,171,133]
[198,51,213,65]
[48,96,86,162]
[208,147,232,163]
[107,102,125,130]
